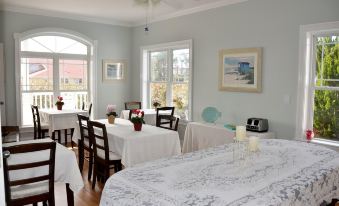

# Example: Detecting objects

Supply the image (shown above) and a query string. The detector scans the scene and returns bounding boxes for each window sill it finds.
[311,138,339,148]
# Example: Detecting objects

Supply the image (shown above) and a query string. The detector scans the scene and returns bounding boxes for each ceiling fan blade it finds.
[161,0,181,9]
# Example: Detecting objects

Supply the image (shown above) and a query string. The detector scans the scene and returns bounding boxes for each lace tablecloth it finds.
[101,139,339,206]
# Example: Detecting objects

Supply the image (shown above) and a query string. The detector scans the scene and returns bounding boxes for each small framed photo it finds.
[219,47,262,93]
[103,59,126,81]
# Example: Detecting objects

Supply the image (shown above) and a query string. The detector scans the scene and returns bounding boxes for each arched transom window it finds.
[19,33,92,126]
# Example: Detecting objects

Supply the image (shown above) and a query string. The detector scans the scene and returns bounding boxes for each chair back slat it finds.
[10,175,50,187]
[2,142,56,205]
[8,160,50,170]
[87,121,110,163]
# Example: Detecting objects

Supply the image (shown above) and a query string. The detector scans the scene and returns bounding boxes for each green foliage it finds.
[313,36,338,140]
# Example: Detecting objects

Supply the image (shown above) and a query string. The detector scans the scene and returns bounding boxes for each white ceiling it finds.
[0,0,248,26]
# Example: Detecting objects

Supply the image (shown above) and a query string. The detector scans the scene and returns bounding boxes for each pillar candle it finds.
[249,136,259,152]
[236,126,246,141]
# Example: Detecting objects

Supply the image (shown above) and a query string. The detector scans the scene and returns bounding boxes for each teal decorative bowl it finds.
[201,107,221,123]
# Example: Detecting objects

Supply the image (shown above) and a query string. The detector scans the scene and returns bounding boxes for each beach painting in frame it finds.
[219,48,262,92]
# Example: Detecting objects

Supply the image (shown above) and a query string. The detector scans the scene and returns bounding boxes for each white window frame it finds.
[296,21,339,141]
[140,40,193,121]
[14,28,98,128]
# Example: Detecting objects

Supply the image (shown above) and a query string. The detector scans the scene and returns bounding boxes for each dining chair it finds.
[124,101,141,110]
[1,126,21,142]
[3,141,56,206]
[31,105,61,142]
[156,116,180,131]
[77,114,93,181]
[87,120,122,189]
[82,102,93,117]
[156,107,175,128]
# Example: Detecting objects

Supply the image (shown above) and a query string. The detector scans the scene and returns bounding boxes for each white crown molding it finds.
[1,0,248,28]
[1,5,134,27]
[132,0,248,26]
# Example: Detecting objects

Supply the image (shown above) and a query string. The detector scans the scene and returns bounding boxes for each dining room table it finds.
[72,118,181,167]
[100,139,339,206]
[3,139,84,206]
[40,109,88,137]
[182,122,276,153]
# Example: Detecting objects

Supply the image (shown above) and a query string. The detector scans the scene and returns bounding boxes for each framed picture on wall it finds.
[219,47,262,92]
[103,59,126,81]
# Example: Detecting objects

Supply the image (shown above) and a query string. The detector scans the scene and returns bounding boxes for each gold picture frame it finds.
[102,59,126,82]
[219,47,262,92]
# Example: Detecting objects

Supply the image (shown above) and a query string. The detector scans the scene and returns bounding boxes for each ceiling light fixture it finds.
[134,0,181,33]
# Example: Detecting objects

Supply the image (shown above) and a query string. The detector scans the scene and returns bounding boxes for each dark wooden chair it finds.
[156,107,175,128]
[124,101,141,110]
[156,115,180,131]
[3,142,56,206]
[77,114,93,181]
[82,102,93,117]
[31,105,60,142]
[87,120,122,189]
[1,126,20,142]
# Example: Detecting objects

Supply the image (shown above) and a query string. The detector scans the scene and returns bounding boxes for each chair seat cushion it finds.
[11,181,49,200]
[97,149,121,161]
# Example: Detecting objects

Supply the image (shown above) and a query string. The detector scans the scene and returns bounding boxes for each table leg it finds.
[66,183,74,206]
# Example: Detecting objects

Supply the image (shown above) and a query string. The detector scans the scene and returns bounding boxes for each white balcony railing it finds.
[22,91,88,126]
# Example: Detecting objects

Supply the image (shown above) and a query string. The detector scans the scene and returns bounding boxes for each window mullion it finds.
[167,49,173,106]
[147,51,151,108]
[53,56,60,103]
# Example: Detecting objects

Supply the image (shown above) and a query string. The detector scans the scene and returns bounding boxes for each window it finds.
[141,40,192,121]
[297,22,339,142]
[313,35,338,141]
[16,32,94,127]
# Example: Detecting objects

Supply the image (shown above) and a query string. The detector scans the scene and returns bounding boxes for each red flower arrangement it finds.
[55,96,64,106]
[55,96,64,110]
[130,109,145,124]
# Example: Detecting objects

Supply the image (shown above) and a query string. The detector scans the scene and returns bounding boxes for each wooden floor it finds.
[55,145,104,206]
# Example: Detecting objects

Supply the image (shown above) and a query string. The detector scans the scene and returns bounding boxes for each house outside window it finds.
[141,40,192,121]
[15,30,95,127]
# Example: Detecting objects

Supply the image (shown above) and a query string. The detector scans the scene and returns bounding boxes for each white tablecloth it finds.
[120,109,170,126]
[3,139,84,192]
[40,109,88,136]
[73,118,181,167]
[182,122,276,153]
[100,139,339,206]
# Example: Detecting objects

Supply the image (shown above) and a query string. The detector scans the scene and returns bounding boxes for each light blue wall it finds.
[0,11,132,124]
[131,0,339,139]
[1,0,339,138]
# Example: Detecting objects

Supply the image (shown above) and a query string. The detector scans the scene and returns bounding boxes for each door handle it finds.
[0,101,4,105]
